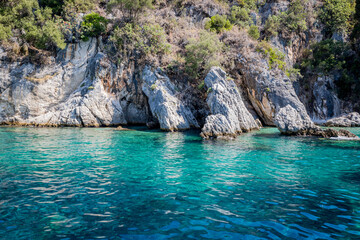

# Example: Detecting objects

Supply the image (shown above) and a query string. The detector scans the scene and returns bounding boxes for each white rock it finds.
[201,67,259,139]
[142,66,199,131]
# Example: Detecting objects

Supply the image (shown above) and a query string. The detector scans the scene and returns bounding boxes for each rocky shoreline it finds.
[0,38,358,140]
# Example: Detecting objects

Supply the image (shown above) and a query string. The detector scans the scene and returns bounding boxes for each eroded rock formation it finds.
[142,66,199,131]
[0,36,358,140]
[0,38,152,127]
[0,39,126,126]
[201,67,259,139]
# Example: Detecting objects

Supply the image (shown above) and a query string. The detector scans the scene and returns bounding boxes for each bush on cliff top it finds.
[319,0,354,36]
[0,0,65,50]
[205,15,233,33]
[108,0,153,21]
[264,0,309,38]
[230,6,251,27]
[81,13,108,41]
[111,22,170,60]
[39,0,98,15]
[185,31,224,79]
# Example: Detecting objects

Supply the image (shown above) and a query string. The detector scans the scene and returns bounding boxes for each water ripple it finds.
[0,127,360,239]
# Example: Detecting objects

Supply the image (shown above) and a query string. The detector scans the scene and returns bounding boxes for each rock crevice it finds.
[142,66,199,131]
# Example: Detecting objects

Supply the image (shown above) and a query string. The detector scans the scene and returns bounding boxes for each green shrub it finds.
[248,25,260,40]
[38,0,64,15]
[264,15,280,36]
[185,31,224,78]
[264,0,309,37]
[111,23,170,58]
[64,0,97,13]
[236,0,258,10]
[80,13,108,41]
[38,0,97,15]
[108,0,153,20]
[301,39,360,100]
[256,41,286,70]
[302,40,351,73]
[0,24,12,41]
[0,0,65,50]
[286,68,302,81]
[230,6,251,27]
[205,15,233,33]
[319,0,354,36]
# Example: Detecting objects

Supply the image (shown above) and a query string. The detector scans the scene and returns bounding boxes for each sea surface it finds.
[0,127,360,240]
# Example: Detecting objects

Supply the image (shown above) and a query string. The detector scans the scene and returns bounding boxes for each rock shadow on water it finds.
[340,170,360,184]
[313,138,360,151]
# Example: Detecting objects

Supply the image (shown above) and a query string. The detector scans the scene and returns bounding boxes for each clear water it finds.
[0,127,360,240]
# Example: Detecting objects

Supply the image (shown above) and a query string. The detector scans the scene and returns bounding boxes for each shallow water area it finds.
[0,127,360,239]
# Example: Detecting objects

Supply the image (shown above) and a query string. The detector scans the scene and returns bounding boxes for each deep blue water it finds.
[0,127,360,240]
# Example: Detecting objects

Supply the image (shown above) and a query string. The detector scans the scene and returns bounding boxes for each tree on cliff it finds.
[108,0,153,21]
[0,0,65,50]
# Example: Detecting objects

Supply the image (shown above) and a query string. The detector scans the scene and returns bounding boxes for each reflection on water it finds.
[0,127,360,239]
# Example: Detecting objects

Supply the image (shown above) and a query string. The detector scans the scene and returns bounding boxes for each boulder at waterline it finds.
[325,112,360,127]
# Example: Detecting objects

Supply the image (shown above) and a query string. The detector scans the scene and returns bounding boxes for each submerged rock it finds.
[201,67,259,139]
[325,112,360,127]
[142,66,199,131]
[115,126,134,131]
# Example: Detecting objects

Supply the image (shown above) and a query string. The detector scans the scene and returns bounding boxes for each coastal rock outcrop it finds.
[325,112,360,127]
[235,40,318,136]
[0,38,127,126]
[201,67,259,139]
[275,105,358,139]
[234,38,358,139]
[274,105,315,135]
[142,66,199,131]
[238,53,311,128]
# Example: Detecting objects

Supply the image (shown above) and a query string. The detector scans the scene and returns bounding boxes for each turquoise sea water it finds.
[0,127,360,240]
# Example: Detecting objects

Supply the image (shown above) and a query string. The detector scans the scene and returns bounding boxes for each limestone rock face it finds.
[201,67,259,139]
[201,114,238,139]
[142,66,199,131]
[325,112,360,127]
[237,48,317,137]
[235,39,358,139]
[0,38,126,126]
[311,76,341,120]
[239,53,312,128]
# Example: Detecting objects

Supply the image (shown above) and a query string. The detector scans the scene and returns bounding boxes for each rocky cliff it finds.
[0,39,126,126]
[1,36,356,139]
[0,0,359,139]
